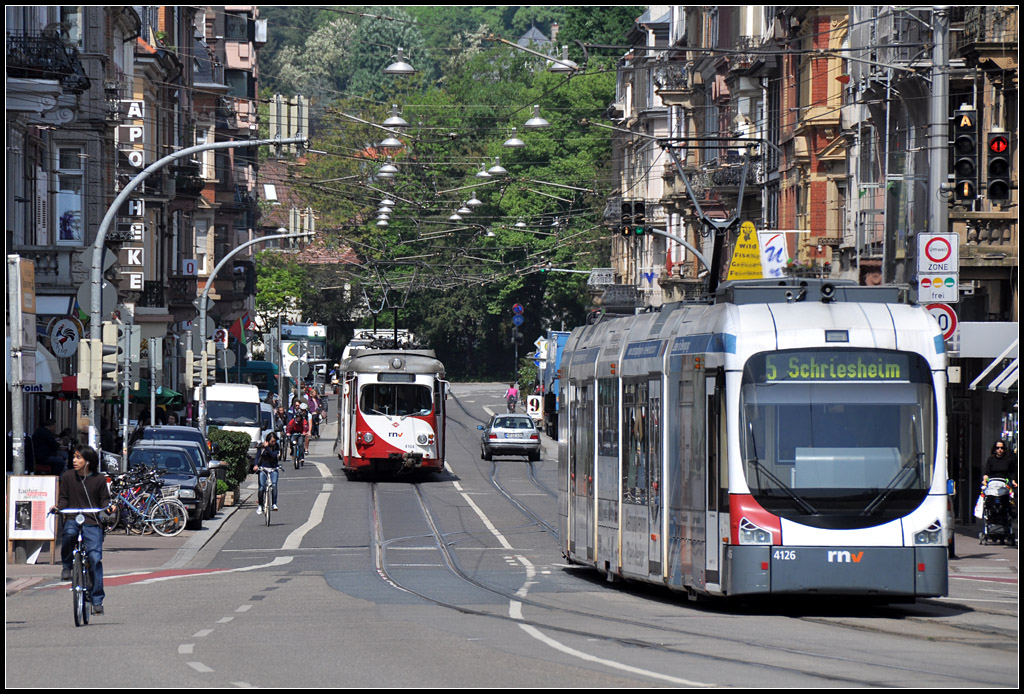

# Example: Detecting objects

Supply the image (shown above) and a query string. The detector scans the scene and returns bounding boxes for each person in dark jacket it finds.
[53,445,115,615]
[253,432,281,514]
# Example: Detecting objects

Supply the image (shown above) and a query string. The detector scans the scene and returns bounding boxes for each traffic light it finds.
[952,107,978,201]
[97,322,122,396]
[986,130,1012,201]
[77,338,92,395]
[511,329,524,345]
[620,202,633,238]
[204,340,217,386]
[632,201,646,236]
[185,348,199,388]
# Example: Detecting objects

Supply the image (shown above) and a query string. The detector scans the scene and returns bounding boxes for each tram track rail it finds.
[367,478,1006,688]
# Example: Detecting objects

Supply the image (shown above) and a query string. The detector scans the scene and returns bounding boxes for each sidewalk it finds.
[6,425,339,596]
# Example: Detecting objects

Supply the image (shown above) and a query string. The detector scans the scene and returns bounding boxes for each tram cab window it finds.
[360,384,433,417]
[740,350,935,527]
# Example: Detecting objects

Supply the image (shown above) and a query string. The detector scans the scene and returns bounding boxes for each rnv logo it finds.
[827,550,864,563]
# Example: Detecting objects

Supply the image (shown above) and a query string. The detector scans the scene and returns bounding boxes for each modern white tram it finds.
[558,279,949,599]
[336,349,448,477]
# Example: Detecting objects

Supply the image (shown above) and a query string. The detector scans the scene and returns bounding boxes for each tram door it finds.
[434,379,448,464]
[647,378,662,578]
[705,375,724,588]
[341,378,354,460]
[569,383,595,560]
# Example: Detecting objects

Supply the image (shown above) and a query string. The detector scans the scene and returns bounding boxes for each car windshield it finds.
[207,401,260,426]
[129,449,195,475]
[142,428,204,446]
[493,417,533,430]
[740,349,936,529]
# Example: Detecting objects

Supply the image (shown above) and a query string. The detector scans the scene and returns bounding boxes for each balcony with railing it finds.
[7,34,90,93]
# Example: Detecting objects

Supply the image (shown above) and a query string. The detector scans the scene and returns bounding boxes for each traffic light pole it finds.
[195,229,312,436]
[86,136,306,450]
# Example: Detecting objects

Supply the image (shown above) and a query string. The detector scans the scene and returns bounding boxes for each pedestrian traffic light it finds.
[952,107,978,201]
[986,130,1012,201]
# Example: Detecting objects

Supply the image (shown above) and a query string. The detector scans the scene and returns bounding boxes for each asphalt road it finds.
[6,383,1019,688]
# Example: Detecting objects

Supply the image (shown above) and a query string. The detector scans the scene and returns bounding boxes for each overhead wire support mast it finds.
[86,134,308,450]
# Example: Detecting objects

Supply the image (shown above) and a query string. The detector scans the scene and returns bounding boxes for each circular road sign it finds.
[926,303,958,341]
[512,303,524,316]
[512,314,524,327]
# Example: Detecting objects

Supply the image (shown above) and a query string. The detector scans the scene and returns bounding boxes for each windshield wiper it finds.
[861,452,923,517]
[747,458,818,515]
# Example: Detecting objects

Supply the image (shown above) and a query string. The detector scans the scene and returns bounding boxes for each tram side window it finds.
[598,378,618,457]
[622,381,649,504]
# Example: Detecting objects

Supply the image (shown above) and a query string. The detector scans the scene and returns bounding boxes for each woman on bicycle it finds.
[253,432,281,515]
[53,446,115,615]
[504,383,519,413]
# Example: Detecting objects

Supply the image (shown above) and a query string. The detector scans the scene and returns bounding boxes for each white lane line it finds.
[192,629,213,638]
[217,616,235,623]
[236,605,252,613]
[135,556,294,584]
[282,492,329,550]
[187,662,213,673]
[178,644,194,655]
[449,473,715,687]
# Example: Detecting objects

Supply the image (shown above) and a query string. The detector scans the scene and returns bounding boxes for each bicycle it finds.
[51,508,106,626]
[290,433,305,469]
[108,466,188,537]
[256,466,278,526]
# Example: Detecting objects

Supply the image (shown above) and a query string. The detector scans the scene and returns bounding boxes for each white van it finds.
[205,383,262,457]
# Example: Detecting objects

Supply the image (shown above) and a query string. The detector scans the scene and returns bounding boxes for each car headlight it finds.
[738,517,773,545]
[914,520,943,546]
[177,489,196,499]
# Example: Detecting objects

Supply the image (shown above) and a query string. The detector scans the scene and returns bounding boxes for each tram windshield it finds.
[360,383,433,417]
[740,349,936,529]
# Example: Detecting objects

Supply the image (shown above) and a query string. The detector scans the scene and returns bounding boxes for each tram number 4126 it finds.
[773,550,798,561]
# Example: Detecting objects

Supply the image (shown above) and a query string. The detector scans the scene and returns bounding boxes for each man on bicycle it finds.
[253,432,281,514]
[53,446,115,615]
[287,404,311,459]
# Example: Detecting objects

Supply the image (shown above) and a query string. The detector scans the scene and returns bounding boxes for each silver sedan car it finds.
[479,414,541,461]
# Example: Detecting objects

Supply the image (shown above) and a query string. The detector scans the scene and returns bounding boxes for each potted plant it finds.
[207,428,252,506]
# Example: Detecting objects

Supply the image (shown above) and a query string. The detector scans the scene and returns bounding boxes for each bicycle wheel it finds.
[82,558,92,625]
[264,485,273,526]
[72,553,86,627]
[149,498,187,537]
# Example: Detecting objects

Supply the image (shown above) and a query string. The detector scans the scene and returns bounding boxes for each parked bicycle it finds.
[51,508,106,626]
[107,465,187,537]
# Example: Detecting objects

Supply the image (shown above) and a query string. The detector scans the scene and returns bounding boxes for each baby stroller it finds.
[979,478,1016,546]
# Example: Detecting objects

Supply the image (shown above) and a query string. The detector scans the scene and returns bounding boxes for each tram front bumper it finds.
[723,545,948,597]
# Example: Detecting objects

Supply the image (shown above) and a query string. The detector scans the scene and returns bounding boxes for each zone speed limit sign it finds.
[926,303,957,341]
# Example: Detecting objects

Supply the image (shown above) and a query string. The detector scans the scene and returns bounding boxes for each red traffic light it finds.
[988,135,1009,154]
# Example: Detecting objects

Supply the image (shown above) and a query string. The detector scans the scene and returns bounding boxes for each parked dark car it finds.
[128,443,211,529]
[129,424,228,483]
[132,439,216,521]
[478,414,542,461]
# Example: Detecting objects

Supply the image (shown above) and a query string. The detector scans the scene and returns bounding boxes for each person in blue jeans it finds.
[254,432,281,514]
[54,446,114,615]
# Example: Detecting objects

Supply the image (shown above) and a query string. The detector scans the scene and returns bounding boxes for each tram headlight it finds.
[738,517,774,545]
[913,520,943,546]
[417,434,429,445]
[360,432,374,445]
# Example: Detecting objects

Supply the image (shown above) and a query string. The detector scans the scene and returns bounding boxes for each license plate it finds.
[505,433,523,439]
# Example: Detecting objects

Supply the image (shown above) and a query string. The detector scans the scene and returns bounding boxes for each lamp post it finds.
[85,135,306,450]
[195,228,313,435]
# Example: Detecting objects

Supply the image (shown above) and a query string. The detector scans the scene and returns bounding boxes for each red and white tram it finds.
[336,349,448,477]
